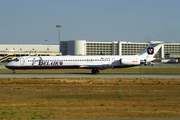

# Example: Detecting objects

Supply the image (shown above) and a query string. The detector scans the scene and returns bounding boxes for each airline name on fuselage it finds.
[39,61,63,66]
[28,57,111,66]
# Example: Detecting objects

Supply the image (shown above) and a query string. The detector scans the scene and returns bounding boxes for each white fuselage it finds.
[5,55,142,70]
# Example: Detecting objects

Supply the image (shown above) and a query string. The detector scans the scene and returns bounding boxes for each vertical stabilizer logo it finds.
[147,47,154,55]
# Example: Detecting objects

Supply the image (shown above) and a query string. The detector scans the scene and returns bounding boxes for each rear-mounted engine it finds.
[120,59,140,65]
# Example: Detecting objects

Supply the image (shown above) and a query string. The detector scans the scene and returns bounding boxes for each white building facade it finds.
[60,40,180,59]
[0,44,59,52]
[61,40,86,55]
[1,40,180,59]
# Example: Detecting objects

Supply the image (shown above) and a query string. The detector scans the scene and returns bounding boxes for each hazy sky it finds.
[0,0,180,44]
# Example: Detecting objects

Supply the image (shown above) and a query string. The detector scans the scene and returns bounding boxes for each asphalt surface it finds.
[1,62,180,69]
[0,62,180,79]
[0,73,179,79]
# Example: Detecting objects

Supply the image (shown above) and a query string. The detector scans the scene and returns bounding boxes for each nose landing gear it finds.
[12,69,16,74]
[91,69,99,74]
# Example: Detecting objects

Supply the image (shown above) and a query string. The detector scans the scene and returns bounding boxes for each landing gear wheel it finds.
[91,69,95,74]
[91,69,99,74]
[12,69,16,74]
[96,69,99,74]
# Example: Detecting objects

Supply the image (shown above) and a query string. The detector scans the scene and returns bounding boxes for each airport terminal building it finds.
[60,40,180,59]
[1,40,180,60]
[0,44,59,52]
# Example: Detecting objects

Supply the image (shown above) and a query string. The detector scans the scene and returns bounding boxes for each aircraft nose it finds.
[5,63,10,68]
[5,62,13,69]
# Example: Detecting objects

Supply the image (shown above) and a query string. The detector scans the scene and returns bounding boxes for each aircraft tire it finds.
[91,69,95,74]
[91,69,99,74]
[96,69,99,74]
[12,70,16,74]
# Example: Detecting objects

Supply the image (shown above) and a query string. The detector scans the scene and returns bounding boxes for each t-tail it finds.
[137,41,164,64]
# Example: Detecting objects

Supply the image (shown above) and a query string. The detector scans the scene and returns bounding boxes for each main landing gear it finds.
[91,69,99,74]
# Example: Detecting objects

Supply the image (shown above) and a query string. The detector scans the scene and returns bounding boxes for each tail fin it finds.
[137,41,163,62]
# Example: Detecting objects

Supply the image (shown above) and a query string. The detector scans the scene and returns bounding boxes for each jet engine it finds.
[120,59,141,65]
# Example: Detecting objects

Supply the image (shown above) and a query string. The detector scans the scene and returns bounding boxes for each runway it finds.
[1,62,180,79]
[0,73,180,79]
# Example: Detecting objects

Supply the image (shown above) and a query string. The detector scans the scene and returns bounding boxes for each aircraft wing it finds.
[80,64,112,69]
[80,64,137,69]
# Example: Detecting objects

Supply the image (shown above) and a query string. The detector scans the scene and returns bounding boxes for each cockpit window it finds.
[13,58,19,62]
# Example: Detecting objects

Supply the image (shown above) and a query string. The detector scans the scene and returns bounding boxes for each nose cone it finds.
[5,63,10,69]
[5,62,13,69]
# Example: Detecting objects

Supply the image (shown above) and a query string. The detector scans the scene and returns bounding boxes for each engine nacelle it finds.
[120,59,140,65]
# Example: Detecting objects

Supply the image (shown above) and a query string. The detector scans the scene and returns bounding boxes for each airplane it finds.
[5,41,164,74]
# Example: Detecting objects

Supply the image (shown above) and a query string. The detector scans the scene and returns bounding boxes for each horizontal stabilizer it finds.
[149,41,164,44]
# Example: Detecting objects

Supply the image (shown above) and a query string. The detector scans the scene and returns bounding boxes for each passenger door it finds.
[20,58,24,65]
